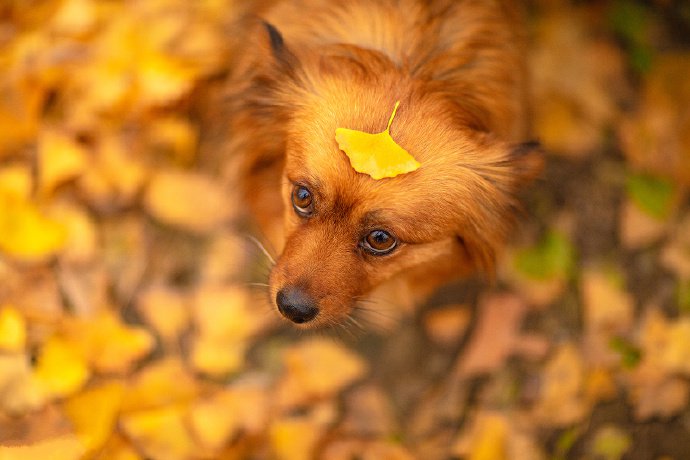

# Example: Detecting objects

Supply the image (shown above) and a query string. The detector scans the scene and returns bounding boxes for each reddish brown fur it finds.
[227,0,542,327]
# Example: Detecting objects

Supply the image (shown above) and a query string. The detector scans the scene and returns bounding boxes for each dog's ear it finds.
[451,136,543,275]
[261,22,301,80]
[510,140,544,185]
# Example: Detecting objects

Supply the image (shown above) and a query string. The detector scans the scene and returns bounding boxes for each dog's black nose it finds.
[276,287,319,323]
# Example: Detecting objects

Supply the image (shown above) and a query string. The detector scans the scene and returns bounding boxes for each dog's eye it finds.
[291,185,314,217]
[362,230,397,255]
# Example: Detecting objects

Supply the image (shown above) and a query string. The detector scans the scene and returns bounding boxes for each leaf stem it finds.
[385,100,401,132]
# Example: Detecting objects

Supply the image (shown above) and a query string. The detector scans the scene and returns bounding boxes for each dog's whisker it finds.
[246,282,270,287]
[244,234,277,266]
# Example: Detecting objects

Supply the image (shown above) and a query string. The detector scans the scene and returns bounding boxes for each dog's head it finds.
[248,23,542,327]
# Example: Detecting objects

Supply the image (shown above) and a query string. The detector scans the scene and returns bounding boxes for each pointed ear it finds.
[261,21,301,79]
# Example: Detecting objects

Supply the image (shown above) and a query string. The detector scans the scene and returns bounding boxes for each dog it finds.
[227,0,542,328]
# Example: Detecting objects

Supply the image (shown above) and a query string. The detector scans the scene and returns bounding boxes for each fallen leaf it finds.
[0,353,46,414]
[0,434,85,460]
[618,54,690,185]
[144,170,230,234]
[0,164,33,199]
[0,306,27,352]
[619,198,668,249]
[508,230,575,307]
[322,439,415,460]
[120,405,198,460]
[48,201,99,265]
[121,358,198,412]
[37,129,88,195]
[135,286,189,345]
[270,416,324,460]
[98,433,142,460]
[0,191,67,263]
[190,336,246,377]
[456,294,549,378]
[51,0,97,37]
[452,411,542,460]
[590,425,632,460]
[530,6,628,156]
[423,304,471,348]
[62,381,125,454]
[339,384,397,437]
[581,266,635,366]
[33,336,90,399]
[65,310,154,374]
[660,213,690,280]
[532,343,588,426]
[187,385,268,451]
[276,338,367,409]
[336,101,420,180]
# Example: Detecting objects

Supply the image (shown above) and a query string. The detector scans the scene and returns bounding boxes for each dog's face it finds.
[248,24,541,327]
[267,84,539,327]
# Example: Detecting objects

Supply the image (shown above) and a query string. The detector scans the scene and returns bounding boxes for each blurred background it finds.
[0,0,689,459]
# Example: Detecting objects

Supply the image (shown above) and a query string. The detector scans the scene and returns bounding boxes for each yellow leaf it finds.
[33,336,90,399]
[0,164,32,199]
[147,116,198,166]
[51,0,96,36]
[38,130,88,195]
[66,311,154,374]
[192,285,265,342]
[144,170,230,234]
[0,434,85,460]
[99,135,149,203]
[188,387,268,451]
[277,338,367,409]
[270,416,323,460]
[136,53,196,106]
[335,101,420,180]
[48,202,99,264]
[0,306,26,351]
[120,406,198,460]
[468,413,509,460]
[121,358,198,411]
[63,381,125,453]
[190,336,246,377]
[99,434,142,460]
[0,353,46,414]
[0,192,67,262]
[136,286,189,345]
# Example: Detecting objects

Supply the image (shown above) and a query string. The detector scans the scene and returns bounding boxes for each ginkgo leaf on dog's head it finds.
[335,101,420,180]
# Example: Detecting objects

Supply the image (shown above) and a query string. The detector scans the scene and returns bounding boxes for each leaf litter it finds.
[0,1,689,459]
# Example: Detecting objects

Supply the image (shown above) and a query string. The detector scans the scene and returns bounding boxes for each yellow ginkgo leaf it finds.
[0,306,26,351]
[335,101,420,180]
[120,405,198,460]
[65,311,155,374]
[63,381,125,454]
[0,191,67,262]
[33,336,90,399]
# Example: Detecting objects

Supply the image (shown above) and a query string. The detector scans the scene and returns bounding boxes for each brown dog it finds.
[227,0,541,328]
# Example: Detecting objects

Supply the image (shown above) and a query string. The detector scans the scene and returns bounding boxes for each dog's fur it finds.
[227,0,542,327]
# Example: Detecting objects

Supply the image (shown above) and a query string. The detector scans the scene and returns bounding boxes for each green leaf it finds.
[626,173,675,220]
[591,425,632,460]
[514,231,575,281]
[609,0,655,74]
[609,336,641,369]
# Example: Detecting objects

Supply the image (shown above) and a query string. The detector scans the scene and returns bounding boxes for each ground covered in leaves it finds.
[1,0,689,459]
